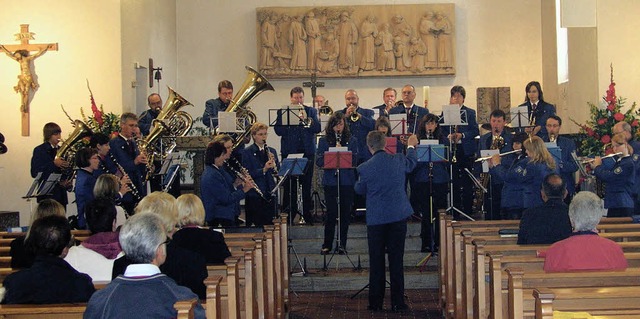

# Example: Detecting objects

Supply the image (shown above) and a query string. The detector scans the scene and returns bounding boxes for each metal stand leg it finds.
[322,169,357,271]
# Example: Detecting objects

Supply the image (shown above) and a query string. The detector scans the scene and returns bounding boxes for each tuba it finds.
[56,120,93,178]
[216,66,274,150]
[138,87,193,181]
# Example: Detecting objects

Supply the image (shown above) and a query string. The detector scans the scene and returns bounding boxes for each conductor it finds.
[354,131,417,313]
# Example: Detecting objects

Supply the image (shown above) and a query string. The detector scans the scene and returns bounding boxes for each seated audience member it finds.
[2,215,95,304]
[112,192,207,299]
[94,174,129,228]
[65,198,123,281]
[85,213,204,318]
[517,173,572,245]
[543,191,628,272]
[172,194,231,264]
[10,199,66,269]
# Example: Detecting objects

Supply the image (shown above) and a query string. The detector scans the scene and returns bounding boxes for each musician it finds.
[339,89,375,165]
[241,123,279,227]
[30,122,69,208]
[138,93,162,136]
[354,131,417,313]
[592,133,635,217]
[489,132,528,219]
[316,112,358,255]
[109,113,147,214]
[375,117,403,154]
[389,85,429,135]
[201,141,252,227]
[492,136,556,209]
[74,148,100,229]
[313,94,326,110]
[414,114,448,252]
[477,109,512,220]
[544,115,578,201]
[372,87,397,118]
[612,121,640,214]
[444,85,479,217]
[274,86,321,225]
[203,80,233,128]
[89,133,117,177]
[519,81,556,139]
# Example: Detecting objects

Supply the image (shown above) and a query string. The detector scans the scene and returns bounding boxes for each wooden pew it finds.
[533,287,640,319]
[506,267,640,319]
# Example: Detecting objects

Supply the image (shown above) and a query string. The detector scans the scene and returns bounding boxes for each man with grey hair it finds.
[85,213,205,318]
[543,191,627,272]
[355,131,417,313]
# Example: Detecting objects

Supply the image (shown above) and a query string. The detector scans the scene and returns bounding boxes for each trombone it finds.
[475,149,522,162]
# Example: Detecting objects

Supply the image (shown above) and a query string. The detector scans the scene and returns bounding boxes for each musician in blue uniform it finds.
[491,136,555,209]
[519,81,556,139]
[109,113,147,214]
[74,148,100,229]
[477,110,513,220]
[274,87,321,225]
[241,123,279,227]
[443,85,479,218]
[30,122,70,208]
[338,89,375,164]
[389,85,429,135]
[592,133,635,217]
[372,87,397,118]
[414,114,449,252]
[543,115,578,201]
[138,93,162,136]
[89,133,117,177]
[201,141,252,227]
[202,80,233,128]
[613,121,640,214]
[489,132,529,219]
[316,112,358,255]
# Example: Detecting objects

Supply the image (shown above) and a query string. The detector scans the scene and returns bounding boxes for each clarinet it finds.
[226,156,269,201]
[108,152,142,201]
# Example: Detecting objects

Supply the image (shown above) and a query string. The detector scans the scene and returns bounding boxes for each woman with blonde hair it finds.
[93,174,128,228]
[492,136,556,209]
[112,192,208,299]
[172,194,231,264]
[592,133,635,217]
[10,199,66,269]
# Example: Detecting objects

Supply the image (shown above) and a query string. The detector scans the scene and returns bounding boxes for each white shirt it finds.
[64,245,125,282]
[124,263,162,277]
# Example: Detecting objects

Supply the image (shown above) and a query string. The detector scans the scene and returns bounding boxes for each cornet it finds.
[296,104,313,128]
[549,133,557,143]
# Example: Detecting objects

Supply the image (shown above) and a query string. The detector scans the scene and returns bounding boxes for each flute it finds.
[475,149,522,162]
[581,152,622,164]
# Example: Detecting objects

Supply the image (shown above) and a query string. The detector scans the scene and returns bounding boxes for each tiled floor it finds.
[288,289,443,318]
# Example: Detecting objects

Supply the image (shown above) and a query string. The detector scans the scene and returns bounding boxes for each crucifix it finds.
[302,72,324,107]
[0,24,58,136]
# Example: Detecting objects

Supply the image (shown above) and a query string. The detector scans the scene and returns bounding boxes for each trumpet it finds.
[549,133,557,143]
[296,105,313,128]
[348,104,361,122]
[226,156,269,201]
[475,149,522,162]
[580,152,622,164]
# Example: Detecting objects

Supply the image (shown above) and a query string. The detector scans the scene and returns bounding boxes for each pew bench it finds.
[533,287,640,319]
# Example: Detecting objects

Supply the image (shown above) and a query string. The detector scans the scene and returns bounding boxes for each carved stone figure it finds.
[392,15,412,69]
[316,32,339,74]
[393,36,407,72]
[289,15,308,71]
[358,15,378,72]
[305,11,321,71]
[433,12,453,68]
[409,37,426,73]
[419,12,437,69]
[260,13,278,70]
[336,11,358,72]
[276,14,292,71]
[375,23,395,71]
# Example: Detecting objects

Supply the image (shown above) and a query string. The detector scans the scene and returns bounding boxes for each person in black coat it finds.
[30,122,70,207]
[519,81,556,139]
[517,173,572,245]
[3,215,95,304]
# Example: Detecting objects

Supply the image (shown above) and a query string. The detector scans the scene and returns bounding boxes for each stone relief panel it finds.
[256,4,455,79]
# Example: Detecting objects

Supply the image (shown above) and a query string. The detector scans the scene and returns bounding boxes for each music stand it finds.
[509,106,531,133]
[280,157,308,276]
[321,149,357,271]
[440,105,474,221]
[417,143,448,253]
[384,137,398,154]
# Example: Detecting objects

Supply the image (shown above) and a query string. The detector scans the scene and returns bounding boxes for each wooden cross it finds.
[302,72,324,102]
[0,24,58,136]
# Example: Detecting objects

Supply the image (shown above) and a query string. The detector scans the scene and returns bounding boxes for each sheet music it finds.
[287,153,304,159]
[480,149,499,172]
[441,105,465,126]
[217,112,239,132]
[420,139,439,145]
[328,147,348,152]
[389,113,406,135]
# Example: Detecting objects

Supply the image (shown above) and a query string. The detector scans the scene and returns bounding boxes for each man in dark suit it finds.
[477,109,513,219]
[517,173,572,245]
[338,89,375,164]
[372,87,397,118]
[519,81,556,139]
[274,87,321,224]
[30,122,70,207]
[389,84,429,135]
[203,80,233,128]
[444,85,479,218]
[109,113,147,214]
[354,131,417,313]
[544,115,578,202]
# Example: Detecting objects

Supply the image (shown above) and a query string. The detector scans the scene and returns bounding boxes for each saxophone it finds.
[472,133,504,213]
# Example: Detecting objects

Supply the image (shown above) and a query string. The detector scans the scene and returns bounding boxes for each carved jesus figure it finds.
[0,44,54,113]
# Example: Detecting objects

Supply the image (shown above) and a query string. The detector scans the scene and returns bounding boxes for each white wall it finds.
[0,0,122,224]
